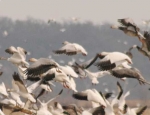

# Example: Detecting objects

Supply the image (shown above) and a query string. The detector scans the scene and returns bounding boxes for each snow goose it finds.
[0,82,8,98]
[53,41,88,56]
[129,31,150,60]
[5,46,27,55]
[100,92,115,115]
[0,46,29,67]
[118,18,140,32]
[71,63,87,78]
[85,52,132,71]
[62,104,82,115]
[111,18,145,40]
[0,98,16,107]
[59,65,78,78]
[72,89,106,107]
[27,67,73,90]
[0,109,5,115]
[37,89,63,115]
[111,82,123,107]
[17,65,28,80]
[8,92,24,107]
[25,58,59,77]
[7,72,36,103]
[84,69,110,85]
[110,67,150,85]
[65,77,77,92]
[53,102,64,113]
[122,104,147,115]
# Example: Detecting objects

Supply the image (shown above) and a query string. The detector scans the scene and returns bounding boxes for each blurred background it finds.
[0,0,150,107]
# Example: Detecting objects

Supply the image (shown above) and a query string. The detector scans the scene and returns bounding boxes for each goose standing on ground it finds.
[85,52,132,71]
[0,46,29,67]
[53,41,88,56]
[7,72,36,103]
[129,31,150,60]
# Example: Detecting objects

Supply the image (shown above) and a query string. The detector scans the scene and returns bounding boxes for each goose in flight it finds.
[28,57,78,78]
[84,69,110,85]
[62,104,83,115]
[17,65,28,80]
[59,65,78,78]
[112,82,130,111]
[53,41,88,56]
[0,46,29,67]
[24,58,59,77]
[100,92,116,115]
[37,89,63,115]
[111,18,145,40]
[120,104,147,115]
[7,72,36,103]
[72,89,112,108]
[129,31,150,60]
[118,18,140,32]
[85,52,132,71]
[5,46,27,55]
[0,82,8,98]
[0,109,5,115]
[109,67,150,85]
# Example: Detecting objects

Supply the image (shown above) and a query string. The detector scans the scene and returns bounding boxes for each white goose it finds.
[17,65,28,80]
[59,65,78,78]
[0,82,8,98]
[84,69,110,85]
[72,89,106,107]
[25,57,59,77]
[0,46,29,67]
[85,52,132,71]
[37,90,63,115]
[7,72,36,103]
[53,41,88,56]
[0,109,5,115]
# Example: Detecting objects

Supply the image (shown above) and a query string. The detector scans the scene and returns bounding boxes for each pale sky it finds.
[0,0,150,24]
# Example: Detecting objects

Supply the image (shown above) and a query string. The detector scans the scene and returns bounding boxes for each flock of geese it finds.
[0,18,150,115]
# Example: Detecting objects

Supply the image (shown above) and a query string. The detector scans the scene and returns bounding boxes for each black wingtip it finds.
[59,89,63,95]
[117,81,120,86]
[104,92,113,99]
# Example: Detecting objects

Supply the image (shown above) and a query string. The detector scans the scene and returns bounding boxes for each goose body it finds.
[0,46,29,67]
[85,69,110,84]
[0,82,8,97]
[72,89,106,107]
[53,41,87,56]
[8,72,36,103]
[86,52,132,71]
